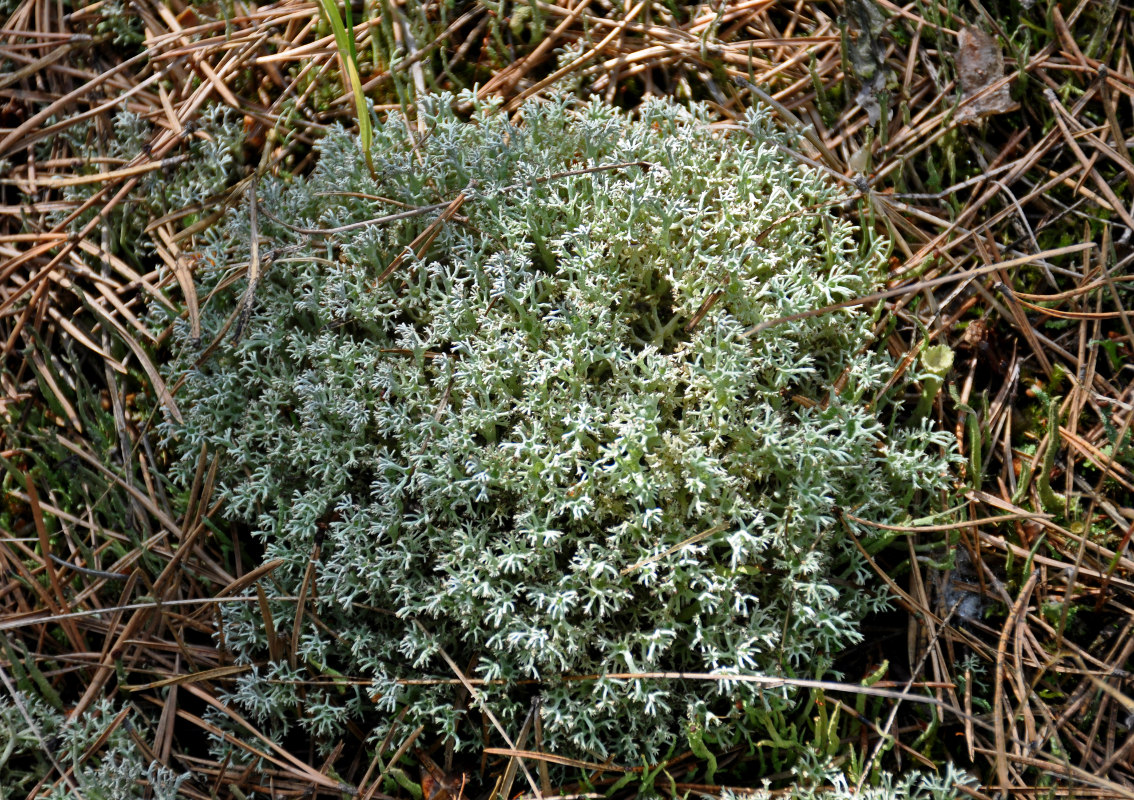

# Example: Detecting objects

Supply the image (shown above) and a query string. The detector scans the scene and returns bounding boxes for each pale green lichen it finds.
[160,92,955,770]
[0,692,187,800]
[721,759,976,799]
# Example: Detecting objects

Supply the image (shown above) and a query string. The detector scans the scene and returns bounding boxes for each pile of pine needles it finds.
[2,0,1133,797]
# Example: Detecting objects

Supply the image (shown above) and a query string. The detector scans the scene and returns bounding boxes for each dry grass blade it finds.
[413,618,544,798]
[484,748,634,774]
[497,701,540,800]
[180,681,351,790]
[122,664,254,692]
[375,190,469,287]
[231,178,262,344]
[22,473,85,653]
[505,0,649,111]
[620,522,727,575]
[288,530,322,670]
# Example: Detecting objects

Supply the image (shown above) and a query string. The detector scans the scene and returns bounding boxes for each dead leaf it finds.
[842,0,893,125]
[956,26,1018,122]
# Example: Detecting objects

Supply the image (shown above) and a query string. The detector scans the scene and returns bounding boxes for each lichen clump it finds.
[164,94,953,762]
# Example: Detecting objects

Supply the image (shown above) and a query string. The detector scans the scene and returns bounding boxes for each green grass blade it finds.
[317,0,374,173]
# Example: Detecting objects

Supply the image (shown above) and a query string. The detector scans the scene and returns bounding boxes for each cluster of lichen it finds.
[160,92,954,766]
[0,691,187,800]
[49,105,245,265]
